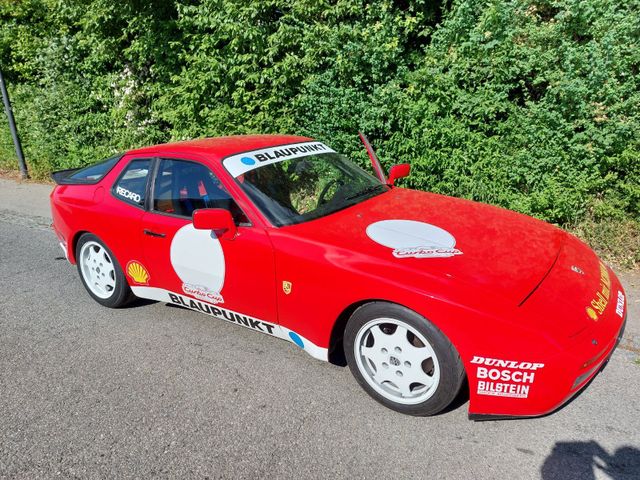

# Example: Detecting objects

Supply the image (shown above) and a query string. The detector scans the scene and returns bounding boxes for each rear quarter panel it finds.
[50,154,148,268]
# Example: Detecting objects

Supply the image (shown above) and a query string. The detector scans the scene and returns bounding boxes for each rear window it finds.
[51,155,121,185]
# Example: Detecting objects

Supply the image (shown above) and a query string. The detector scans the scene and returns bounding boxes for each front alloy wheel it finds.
[345,302,464,416]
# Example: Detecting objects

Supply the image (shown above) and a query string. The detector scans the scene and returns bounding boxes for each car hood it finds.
[279,188,566,306]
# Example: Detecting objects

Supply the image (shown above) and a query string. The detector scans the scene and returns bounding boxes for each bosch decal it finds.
[471,356,545,399]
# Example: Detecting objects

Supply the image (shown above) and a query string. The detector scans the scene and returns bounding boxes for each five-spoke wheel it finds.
[76,233,133,308]
[355,318,441,405]
[345,302,464,416]
[79,240,116,299]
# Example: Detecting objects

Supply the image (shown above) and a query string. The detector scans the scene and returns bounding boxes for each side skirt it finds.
[131,286,329,361]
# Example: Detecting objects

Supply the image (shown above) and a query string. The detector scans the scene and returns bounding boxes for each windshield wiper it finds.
[344,184,386,201]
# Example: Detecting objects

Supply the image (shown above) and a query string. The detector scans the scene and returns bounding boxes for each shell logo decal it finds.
[126,260,150,285]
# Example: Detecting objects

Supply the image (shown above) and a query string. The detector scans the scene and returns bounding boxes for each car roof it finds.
[127,134,314,162]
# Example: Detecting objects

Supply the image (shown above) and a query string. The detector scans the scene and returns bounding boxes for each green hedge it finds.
[1,0,639,232]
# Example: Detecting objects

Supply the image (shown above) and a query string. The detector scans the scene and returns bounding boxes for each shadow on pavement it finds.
[541,441,640,479]
[122,297,158,309]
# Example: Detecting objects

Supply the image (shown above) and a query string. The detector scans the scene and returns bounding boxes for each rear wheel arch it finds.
[69,230,90,264]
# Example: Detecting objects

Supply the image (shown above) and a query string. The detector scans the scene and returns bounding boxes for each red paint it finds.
[50,134,627,418]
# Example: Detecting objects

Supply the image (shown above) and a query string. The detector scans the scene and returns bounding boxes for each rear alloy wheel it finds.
[344,302,464,416]
[76,233,133,308]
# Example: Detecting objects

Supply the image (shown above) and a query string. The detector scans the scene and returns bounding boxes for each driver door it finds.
[139,157,279,330]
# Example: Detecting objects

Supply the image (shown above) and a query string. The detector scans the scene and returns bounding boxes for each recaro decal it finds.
[170,224,225,304]
[116,186,141,203]
[224,141,335,178]
[470,356,545,399]
[366,220,463,259]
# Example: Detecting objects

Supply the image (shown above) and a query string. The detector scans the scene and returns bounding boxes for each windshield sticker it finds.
[366,220,463,259]
[170,224,225,304]
[224,141,335,177]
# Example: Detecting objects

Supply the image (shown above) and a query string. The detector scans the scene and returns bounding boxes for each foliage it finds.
[1,0,638,251]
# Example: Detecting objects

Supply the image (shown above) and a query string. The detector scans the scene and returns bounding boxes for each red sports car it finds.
[50,134,627,418]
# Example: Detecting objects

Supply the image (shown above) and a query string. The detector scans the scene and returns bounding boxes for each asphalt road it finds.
[1,178,639,479]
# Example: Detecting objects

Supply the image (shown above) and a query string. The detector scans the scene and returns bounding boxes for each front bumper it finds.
[467,258,628,420]
[470,311,626,421]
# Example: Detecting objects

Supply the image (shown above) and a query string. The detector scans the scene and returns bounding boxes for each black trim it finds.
[468,413,528,421]
[51,154,122,185]
[143,229,166,238]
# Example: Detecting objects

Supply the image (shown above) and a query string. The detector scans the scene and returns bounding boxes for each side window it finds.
[152,159,249,225]
[112,158,151,207]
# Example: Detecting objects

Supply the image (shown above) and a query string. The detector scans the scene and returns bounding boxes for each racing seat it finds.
[171,164,232,217]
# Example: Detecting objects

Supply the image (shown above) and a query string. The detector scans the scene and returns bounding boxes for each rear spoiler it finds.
[51,154,122,185]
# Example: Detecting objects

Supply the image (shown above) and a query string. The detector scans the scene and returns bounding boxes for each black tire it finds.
[75,233,134,308]
[344,302,465,416]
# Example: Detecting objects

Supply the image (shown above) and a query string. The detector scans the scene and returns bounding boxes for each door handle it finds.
[144,229,166,238]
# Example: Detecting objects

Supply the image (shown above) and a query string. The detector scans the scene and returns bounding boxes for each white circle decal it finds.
[170,224,225,302]
[366,220,463,259]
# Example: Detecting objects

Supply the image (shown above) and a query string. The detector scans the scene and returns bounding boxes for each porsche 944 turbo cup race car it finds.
[50,134,627,419]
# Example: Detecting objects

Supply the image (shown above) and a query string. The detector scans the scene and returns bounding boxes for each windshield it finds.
[224,145,388,226]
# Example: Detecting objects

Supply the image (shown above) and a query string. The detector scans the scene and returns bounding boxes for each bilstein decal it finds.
[471,356,545,399]
[585,262,611,321]
[170,224,225,304]
[224,141,335,178]
[366,219,463,259]
[126,260,149,285]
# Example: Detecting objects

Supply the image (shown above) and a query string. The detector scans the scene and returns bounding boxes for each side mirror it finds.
[192,208,237,240]
[387,163,411,186]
